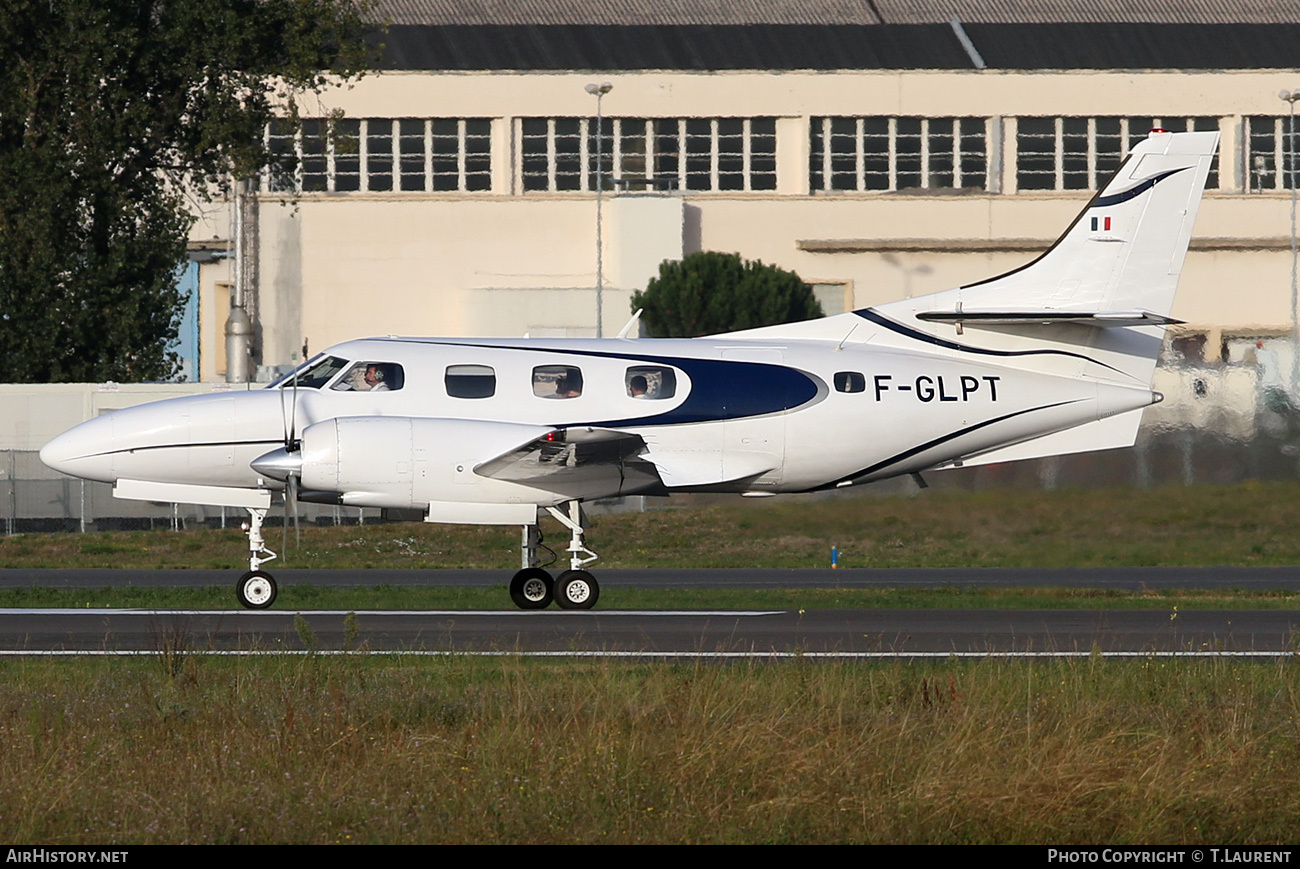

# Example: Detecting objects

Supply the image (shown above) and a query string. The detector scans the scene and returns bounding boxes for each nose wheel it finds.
[236,569,278,609]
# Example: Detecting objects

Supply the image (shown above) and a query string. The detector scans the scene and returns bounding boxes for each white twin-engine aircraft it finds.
[41,130,1218,611]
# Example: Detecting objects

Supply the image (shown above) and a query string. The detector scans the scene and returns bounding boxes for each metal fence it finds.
[0,449,383,534]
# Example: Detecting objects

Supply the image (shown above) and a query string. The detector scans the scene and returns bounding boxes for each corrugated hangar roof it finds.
[368,0,1300,70]
[374,22,1300,70]
[372,0,1300,25]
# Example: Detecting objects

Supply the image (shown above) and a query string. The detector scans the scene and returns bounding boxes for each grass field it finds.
[4,481,1299,843]
[3,653,1299,844]
[3,480,1300,572]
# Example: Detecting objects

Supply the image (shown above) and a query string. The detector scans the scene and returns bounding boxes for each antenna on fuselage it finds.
[616,310,644,339]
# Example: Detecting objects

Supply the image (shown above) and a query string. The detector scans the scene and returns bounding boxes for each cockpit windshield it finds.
[267,355,350,390]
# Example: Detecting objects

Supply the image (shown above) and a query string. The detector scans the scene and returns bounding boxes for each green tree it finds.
[0,1,372,382]
[630,251,824,338]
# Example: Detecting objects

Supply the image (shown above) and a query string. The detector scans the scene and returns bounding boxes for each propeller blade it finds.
[281,485,289,559]
[289,369,300,451]
[288,473,300,548]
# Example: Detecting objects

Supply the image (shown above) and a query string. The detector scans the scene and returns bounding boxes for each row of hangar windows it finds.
[262,114,1297,195]
[278,356,679,400]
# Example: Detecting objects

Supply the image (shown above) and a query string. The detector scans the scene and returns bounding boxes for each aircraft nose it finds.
[39,415,116,483]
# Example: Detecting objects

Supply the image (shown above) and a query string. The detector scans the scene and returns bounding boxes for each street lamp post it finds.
[1281,90,1299,402]
[586,82,612,338]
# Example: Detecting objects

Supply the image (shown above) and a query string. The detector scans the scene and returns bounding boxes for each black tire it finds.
[236,570,277,609]
[510,568,553,609]
[555,570,599,610]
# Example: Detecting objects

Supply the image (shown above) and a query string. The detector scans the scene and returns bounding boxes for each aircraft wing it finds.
[474,426,667,499]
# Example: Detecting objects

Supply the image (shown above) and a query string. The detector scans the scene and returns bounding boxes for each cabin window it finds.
[446,364,496,398]
[834,372,866,393]
[625,366,677,399]
[331,361,404,392]
[533,365,583,399]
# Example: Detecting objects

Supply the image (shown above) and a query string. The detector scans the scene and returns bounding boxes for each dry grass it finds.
[2,654,1299,843]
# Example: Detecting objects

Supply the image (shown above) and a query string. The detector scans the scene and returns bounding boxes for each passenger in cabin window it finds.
[555,376,581,398]
[628,374,649,398]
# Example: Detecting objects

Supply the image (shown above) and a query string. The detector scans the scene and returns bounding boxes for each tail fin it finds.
[872,129,1219,383]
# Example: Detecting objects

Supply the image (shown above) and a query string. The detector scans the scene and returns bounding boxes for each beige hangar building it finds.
[6,0,1300,526]
[189,0,1300,387]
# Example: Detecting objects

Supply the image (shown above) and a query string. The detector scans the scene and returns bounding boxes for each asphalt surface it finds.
[2,565,1300,590]
[0,566,1297,655]
[0,607,1295,655]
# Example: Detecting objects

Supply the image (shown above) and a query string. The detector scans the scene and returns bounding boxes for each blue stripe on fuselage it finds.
[398,340,824,427]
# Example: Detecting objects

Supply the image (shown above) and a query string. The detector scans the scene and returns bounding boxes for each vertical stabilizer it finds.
[869,130,1218,385]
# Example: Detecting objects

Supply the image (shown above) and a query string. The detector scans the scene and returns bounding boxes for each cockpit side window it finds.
[331,361,404,392]
[273,355,348,390]
[625,366,677,399]
[533,365,583,399]
[446,364,496,398]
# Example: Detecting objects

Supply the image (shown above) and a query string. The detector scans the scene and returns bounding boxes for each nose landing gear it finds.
[235,507,278,609]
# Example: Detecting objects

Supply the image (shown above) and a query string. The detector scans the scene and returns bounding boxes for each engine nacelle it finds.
[295,416,554,511]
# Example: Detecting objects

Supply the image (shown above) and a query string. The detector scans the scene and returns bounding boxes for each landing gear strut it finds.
[236,507,278,609]
[508,501,600,610]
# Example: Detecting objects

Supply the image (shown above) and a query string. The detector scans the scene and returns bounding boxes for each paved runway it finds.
[1,567,1297,656]
[3,565,1300,590]
[0,607,1296,656]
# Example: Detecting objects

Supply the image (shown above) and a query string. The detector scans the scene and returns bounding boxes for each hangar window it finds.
[625,366,676,399]
[521,117,777,193]
[446,364,496,399]
[262,118,493,193]
[533,365,584,399]
[810,117,988,193]
[1246,116,1299,192]
[1016,116,1220,192]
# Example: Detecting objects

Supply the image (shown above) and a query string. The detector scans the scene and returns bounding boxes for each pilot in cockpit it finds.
[335,362,390,392]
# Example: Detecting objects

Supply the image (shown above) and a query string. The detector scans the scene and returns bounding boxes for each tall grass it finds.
[2,654,1298,843]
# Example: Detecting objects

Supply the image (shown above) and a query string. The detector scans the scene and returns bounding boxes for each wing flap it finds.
[475,427,666,498]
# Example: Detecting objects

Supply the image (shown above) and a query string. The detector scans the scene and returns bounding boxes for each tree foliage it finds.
[0,1,372,382]
[631,251,824,338]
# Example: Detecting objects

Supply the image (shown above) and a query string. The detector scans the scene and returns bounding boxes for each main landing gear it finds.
[235,507,278,609]
[509,501,600,610]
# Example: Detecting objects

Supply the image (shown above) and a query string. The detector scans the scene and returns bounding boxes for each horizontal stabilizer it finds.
[915,309,1184,328]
